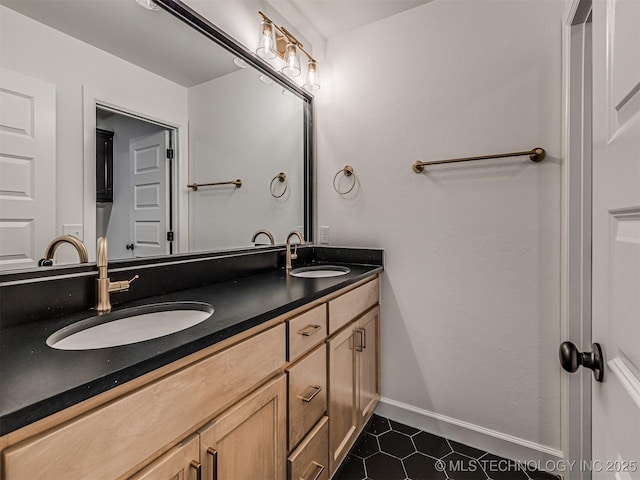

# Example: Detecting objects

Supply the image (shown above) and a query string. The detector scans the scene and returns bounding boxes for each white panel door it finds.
[592,0,640,478]
[0,67,56,270]
[129,130,168,257]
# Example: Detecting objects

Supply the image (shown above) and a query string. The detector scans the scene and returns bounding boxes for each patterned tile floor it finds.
[333,415,560,480]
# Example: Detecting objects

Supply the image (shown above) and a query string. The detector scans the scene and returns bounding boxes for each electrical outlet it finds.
[63,224,84,240]
[320,225,330,244]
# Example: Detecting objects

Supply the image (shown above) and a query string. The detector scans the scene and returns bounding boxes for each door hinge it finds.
[166,148,174,159]
[167,231,174,242]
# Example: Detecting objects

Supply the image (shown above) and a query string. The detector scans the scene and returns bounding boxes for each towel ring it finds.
[333,165,356,195]
[270,172,288,198]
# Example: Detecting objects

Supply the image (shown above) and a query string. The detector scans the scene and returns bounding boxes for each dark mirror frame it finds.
[156,0,314,243]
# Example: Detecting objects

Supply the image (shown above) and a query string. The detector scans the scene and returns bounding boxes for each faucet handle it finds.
[108,275,139,293]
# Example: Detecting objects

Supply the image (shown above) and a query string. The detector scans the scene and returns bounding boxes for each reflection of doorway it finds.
[96,107,174,260]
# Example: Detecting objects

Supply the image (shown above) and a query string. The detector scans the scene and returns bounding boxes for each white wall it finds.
[316,0,564,462]
[188,69,304,249]
[0,6,188,261]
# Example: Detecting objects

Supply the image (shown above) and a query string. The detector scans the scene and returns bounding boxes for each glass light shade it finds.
[303,60,320,91]
[282,43,301,77]
[256,20,277,59]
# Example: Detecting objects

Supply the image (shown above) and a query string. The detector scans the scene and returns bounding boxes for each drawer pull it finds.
[297,384,322,402]
[190,460,202,480]
[355,328,365,352]
[207,447,218,480]
[298,324,322,337]
[301,461,326,480]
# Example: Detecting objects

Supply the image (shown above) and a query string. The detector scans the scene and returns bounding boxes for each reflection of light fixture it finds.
[256,11,320,90]
[259,74,273,85]
[135,0,160,11]
[233,57,249,68]
[256,18,277,59]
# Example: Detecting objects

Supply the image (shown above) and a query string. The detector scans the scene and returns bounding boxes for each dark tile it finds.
[403,452,448,480]
[449,440,488,459]
[366,414,392,435]
[364,452,406,480]
[378,430,416,459]
[478,454,528,480]
[352,433,381,459]
[441,453,489,480]
[412,431,453,459]
[334,454,366,480]
[390,419,421,436]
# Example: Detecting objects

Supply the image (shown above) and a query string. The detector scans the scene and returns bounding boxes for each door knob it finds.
[559,341,604,382]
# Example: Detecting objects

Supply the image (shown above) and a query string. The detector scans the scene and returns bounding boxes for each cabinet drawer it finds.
[2,324,285,480]
[288,304,327,361]
[328,277,378,333]
[288,417,329,480]
[287,344,327,450]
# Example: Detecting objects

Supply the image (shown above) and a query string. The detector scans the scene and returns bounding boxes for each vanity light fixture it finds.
[256,11,320,90]
[135,0,160,11]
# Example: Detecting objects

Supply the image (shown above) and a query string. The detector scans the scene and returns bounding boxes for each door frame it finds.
[82,86,188,261]
[561,0,593,478]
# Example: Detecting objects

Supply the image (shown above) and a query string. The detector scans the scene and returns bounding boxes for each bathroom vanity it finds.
[0,246,383,479]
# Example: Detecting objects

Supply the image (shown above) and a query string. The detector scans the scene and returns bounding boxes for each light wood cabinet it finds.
[0,274,380,480]
[129,435,200,480]
[327,291,380,476]
[287,344,327,450]
[288,417,329,480]
[327,325,358,474]
[199,375,287,480]
[357,307,380,424]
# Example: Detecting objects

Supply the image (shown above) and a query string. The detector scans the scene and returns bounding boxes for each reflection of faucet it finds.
[251,229,275,246]
[285,230,304,272]
[96,237,138,313]
[38,235,89,266]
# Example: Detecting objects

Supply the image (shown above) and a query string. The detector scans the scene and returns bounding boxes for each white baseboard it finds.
[376,397,564,467]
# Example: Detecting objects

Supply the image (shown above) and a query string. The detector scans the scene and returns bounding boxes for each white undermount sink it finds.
[289,265,351,278]
[46,301,214,350]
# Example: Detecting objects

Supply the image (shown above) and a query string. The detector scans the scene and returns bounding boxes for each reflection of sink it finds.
[289,265,351,278]
[47,302,214,350]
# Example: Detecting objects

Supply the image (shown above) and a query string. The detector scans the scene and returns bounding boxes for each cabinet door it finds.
[129,434,200,480]
[199,375,287,480]
[327,325,358,476]
[357,307,380,426]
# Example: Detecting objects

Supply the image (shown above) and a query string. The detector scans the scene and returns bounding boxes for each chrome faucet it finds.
[285,230,304,272]
[38,235,89,266]
[96,237,138,313]
[251,229,275,246]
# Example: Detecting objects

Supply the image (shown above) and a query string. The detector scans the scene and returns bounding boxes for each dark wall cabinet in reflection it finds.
[96,129,114,203]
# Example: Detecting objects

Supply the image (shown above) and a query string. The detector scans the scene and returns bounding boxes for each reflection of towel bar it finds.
[187,179,242,190]
[412,147,546,173]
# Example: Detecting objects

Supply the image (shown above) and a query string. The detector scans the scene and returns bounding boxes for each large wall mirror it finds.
[0,0,313,271]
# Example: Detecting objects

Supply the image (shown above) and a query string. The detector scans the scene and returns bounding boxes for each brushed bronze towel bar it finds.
[412,147,546,173]
[187,179,243,191]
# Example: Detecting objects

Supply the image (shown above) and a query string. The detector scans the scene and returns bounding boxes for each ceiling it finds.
[267,0,432,40]
[1,0,239,87]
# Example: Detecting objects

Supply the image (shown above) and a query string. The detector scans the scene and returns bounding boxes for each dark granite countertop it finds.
[0,261,382,437]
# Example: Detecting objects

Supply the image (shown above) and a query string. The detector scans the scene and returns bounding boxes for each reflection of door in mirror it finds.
[0,68,56,271]
[96,108,174,261]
